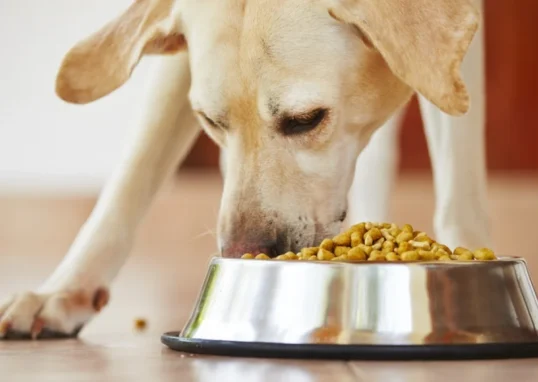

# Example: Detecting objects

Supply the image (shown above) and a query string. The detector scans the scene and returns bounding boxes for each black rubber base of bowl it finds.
[161,332,538,361]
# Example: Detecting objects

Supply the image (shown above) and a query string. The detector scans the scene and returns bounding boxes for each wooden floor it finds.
[1,171,537,381]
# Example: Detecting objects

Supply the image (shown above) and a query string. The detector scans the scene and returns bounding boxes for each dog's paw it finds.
[0,288,109,340]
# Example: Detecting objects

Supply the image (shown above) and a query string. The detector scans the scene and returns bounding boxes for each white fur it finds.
[0,53,200,336]
[347,0,489,250]
[0,0,489,338]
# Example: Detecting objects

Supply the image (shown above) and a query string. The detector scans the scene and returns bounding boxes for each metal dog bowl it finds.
[162,257,538,360]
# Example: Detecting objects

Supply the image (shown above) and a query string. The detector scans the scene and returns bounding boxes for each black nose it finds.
[220,240,279,258]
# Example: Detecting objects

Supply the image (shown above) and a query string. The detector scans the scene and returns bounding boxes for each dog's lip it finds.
[220,252,242,259]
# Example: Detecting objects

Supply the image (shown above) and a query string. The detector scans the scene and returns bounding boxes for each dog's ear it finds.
[56,0,185,104]
[326,0,479,116]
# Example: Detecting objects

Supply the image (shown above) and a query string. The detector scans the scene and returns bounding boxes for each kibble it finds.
[301,247,318,258]
[242,222,497,263]
[457,252,474,261]
[396,241,411,254]
[355,244,370,255]
[347,246,367,261]
[317,248,335,261]
[432,243,452,254]
[134,318,147,332]
[386,252,400,261]
[454,247,471,256]
[382,240,395,253]
[368,250,386,261]
[474,248,496,261]
[401,250,420,261]
[402,224,414,233]
[333,233,351,247]
[332,255,348,262]
[418,250,436,261]
[334,246,351,256]
[396,231,413,244]
[319,239,335,252]
[351,231,362,247]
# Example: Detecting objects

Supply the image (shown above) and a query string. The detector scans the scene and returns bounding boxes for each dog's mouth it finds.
[219,218,345,258]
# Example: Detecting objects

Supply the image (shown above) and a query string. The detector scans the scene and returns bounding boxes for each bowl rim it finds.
[210,255,525,266]
[161,331,538,360]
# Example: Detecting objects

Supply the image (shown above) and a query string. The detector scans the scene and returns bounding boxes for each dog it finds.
[0,0,490,339]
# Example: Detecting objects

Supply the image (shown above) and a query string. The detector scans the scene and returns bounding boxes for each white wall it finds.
[0,1,162,194]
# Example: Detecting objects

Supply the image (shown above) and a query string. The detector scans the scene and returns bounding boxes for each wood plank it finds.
[0,173,537,381]
[350,360,538,382]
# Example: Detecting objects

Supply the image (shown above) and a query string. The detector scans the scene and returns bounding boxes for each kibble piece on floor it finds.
[134,318,147,331]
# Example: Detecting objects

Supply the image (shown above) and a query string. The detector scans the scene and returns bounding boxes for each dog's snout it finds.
[220,240,278,258]
[218,203,280,258]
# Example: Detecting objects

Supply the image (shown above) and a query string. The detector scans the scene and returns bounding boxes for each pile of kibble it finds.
[241,222,496,262]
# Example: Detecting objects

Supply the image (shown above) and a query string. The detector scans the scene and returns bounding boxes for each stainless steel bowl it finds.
[163,257,538,359]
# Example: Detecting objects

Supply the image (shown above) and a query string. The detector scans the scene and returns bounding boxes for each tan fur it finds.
[53,0,479,254]
[326,0,479,115]
[56,0,185,104]
[0,0,482,338]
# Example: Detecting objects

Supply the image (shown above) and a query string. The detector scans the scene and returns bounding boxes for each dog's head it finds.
[56,0,479,257]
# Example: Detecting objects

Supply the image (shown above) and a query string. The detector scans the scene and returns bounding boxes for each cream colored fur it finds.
[0,0,486,339]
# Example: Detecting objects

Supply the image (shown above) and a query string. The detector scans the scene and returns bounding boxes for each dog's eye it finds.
[281,108,327,135]
[200,112,218,128]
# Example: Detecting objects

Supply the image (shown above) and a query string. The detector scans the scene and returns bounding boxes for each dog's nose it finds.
[220,240,279,258]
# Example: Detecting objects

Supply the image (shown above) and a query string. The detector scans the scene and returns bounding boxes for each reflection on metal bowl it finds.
[162,257,538,359]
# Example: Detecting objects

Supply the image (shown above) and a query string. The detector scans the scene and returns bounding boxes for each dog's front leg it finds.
[346,109,404,226]
[0,53,200,339]
[419,0,491,250]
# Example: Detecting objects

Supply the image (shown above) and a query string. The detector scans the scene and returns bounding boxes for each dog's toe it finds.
[0,288,109,340]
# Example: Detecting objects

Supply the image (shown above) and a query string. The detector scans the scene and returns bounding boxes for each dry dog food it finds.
[241,222,496,262]
[133,318,147,331]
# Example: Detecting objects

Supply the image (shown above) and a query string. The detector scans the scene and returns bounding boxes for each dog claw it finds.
[92,288,109,312]
[31,318,45,340]
[0,321,11,338]
[0,288,107,340]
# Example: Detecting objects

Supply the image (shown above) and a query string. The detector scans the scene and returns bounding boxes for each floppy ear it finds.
[327,0,479,116]
[56,0,185,104]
